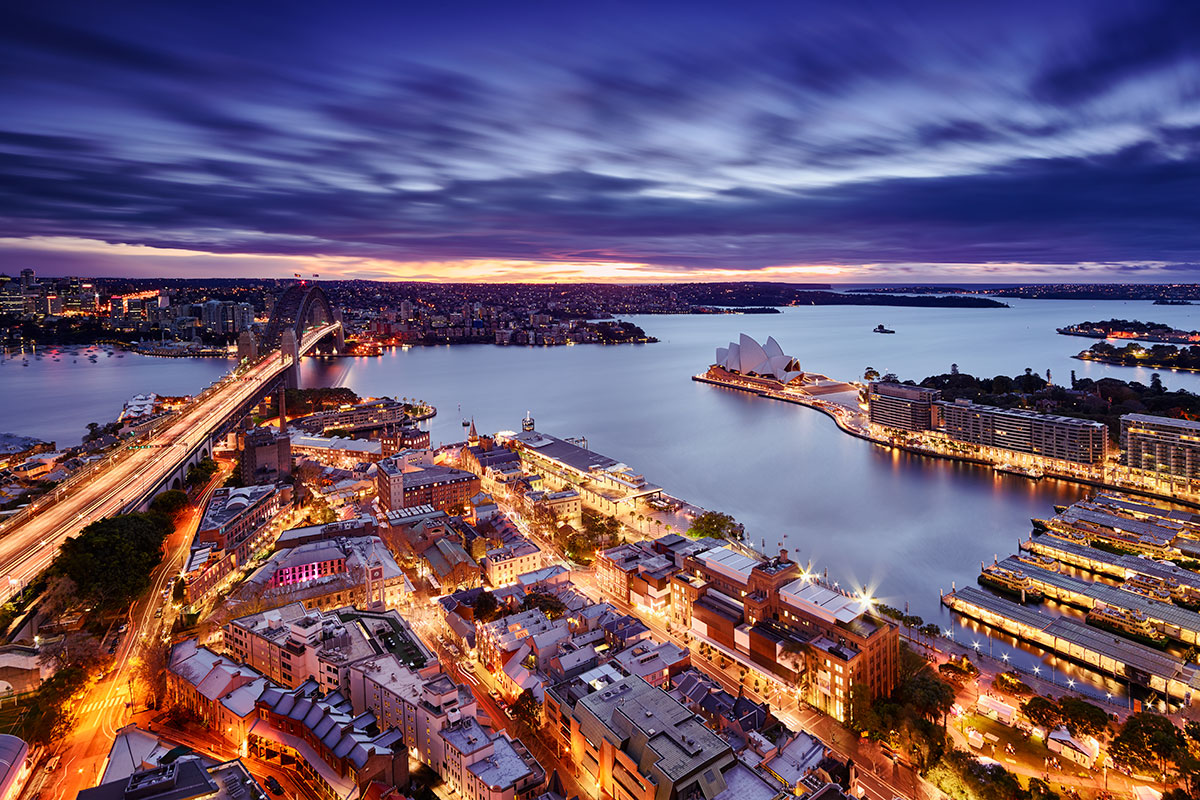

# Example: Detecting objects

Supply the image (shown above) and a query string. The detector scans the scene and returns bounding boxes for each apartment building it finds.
[866,383,940,432]
[670,546,899,724]
[184,484,286,603]
[1121,414,1200,480]
[936,399,1109,465]
[483,540,542,588]
[597,543,677,615]
[347,654,478,773]
[249,681,408,800]
[440,717,545,800]
[222,603,431,692]
[545,674,780,800]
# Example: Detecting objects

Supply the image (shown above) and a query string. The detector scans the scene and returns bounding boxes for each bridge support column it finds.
[333,309,346,353]
[281,328,300,389]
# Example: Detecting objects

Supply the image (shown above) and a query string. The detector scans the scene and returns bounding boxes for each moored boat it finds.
[978,563,1044,603]
[1086,606,1167,648]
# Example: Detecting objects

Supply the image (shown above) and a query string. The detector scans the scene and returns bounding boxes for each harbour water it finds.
[7,298,1200,697]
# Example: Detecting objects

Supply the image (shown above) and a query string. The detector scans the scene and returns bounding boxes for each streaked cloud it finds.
[0,1,1198,280]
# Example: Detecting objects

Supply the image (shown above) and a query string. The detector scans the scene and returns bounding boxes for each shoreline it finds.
[693,371,1200,510]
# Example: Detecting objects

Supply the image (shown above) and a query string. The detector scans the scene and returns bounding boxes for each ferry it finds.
[995,463,1044,480]
[873,324,896,334]
[1121,573,1176,603]
[1013,553,1058,572]
[978,563,1043,603]
[1086,606,1167,648]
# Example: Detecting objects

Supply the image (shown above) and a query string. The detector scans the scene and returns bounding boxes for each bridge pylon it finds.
[280,328,300,389]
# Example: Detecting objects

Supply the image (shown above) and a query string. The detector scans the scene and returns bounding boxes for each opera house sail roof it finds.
[714,334,804,384]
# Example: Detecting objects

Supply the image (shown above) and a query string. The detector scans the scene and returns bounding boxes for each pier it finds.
[993,555,1200,645]
[1023,535,1200,604]
[942,586,1200,702]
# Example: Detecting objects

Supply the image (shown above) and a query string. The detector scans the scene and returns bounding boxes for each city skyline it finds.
[3,1,1200,283]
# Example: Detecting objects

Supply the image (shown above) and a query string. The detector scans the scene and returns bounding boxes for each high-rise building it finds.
[241,428,292,483]
[867,383,940,431]
[1121,414,1200,480]
[936,399,1109,465]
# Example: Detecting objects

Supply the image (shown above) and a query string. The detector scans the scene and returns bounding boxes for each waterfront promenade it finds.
[693,368,1200,508]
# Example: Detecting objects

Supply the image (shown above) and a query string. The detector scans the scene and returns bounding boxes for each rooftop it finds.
[291,433,382,454]
[778,580,868,625]
[578,675,731,782]
[199,485,276,533]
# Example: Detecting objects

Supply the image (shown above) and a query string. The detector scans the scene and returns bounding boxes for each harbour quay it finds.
[992,555,1200,646]
[942,585,1200,702]
[1023,535,1200,607]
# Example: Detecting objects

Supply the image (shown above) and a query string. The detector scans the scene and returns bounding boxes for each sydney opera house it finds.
[710,334,810,387]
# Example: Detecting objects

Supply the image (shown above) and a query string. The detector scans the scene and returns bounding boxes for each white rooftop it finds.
[778,580,865,624]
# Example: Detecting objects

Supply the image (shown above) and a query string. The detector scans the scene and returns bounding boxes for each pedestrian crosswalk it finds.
[79,696,125,714]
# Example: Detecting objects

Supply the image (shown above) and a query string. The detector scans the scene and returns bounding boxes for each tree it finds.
[1020,696,1060,731]
[687,511,745,541]
[473,591,499,623]
[149,489,190,522]
[1151,372,1165,395]
[522,591,566,620]
[54,512,172,607]
[863,367,880,382]
[1057,697,1109,739]
[1111,712,1183,776]
[904,671,955,725]
[511,689,541,730]
[135,639,171,710]
[185,457,219,488]
[950,363,959,375]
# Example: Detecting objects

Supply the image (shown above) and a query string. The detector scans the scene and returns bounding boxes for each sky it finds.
[1,0,1199,283]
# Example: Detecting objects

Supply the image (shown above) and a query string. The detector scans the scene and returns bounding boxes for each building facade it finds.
[936,400,1109,466]
[1121,414,1200,481]
[866,383,940,432]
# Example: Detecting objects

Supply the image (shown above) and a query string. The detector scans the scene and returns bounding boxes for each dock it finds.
[994,556,1200,645]
[942,586,1200,701]
[1023,535,1200,604]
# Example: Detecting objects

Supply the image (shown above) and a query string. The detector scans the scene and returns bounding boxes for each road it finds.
[0,323,338,606]
[45,464,231,800]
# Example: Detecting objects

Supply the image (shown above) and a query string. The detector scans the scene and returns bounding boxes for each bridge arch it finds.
[260,283,336,350]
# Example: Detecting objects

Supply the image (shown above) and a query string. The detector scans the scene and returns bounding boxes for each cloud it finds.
[0,1,1198,279]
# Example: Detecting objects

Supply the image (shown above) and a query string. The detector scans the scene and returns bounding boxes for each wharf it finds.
[942,586,1200,701]
[995,556,1200,645]
[1023,535,1200,594]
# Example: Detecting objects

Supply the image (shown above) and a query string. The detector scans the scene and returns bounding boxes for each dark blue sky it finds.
[2,0,1199,282]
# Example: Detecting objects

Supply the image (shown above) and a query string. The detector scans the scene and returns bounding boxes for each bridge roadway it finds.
[0,323,339,604]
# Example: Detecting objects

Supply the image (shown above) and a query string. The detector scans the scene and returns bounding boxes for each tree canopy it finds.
[54,512,172,607]
[522,591,567,620]
[687,511,745,541]
[1110,712,1183,776]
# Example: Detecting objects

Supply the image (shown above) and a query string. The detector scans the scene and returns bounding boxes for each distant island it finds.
[673,283,1007,308]
[847,282,1200,302]
[1077,341,1200,373]
[1057,319,1200,345]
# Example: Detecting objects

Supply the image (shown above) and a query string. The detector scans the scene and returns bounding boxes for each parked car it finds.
[264,777,284,795]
